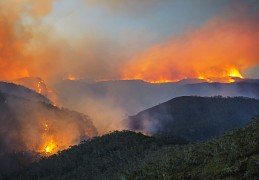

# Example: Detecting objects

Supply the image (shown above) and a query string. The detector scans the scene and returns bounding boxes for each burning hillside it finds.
[0,89,97,158]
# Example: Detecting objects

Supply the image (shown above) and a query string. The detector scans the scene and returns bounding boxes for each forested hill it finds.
[124,117,259,179]
[8,117,259,179]
[128,96,259,142]
[7,131,186,179]
[0,91,97,176]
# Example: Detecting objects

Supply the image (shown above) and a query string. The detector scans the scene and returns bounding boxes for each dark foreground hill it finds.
[8,117,259,179]
[124,117,259,179]
[128,96,259,142]
[7,131,186,180]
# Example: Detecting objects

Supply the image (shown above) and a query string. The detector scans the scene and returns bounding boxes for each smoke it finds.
[1,0,259,83]
[1,0,259,141]
[0,90,97,155]
[127,96,259,142]
[54,80,129,134]
[0,0,54,80]
[0,0,129,84]
[122,5,259,82]
[84,0,173,15]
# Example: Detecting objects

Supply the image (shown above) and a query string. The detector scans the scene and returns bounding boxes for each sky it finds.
[0,0,259,82]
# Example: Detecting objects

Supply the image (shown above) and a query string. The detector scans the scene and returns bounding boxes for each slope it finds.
[0,91,97,176]
[9,117,259,180]
[124,117,259,179]
[128,96,259,142]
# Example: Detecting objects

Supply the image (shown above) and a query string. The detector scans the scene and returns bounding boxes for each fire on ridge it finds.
[122,67,244,84]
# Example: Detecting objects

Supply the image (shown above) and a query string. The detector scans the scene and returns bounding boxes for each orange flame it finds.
[66,74,77,81]
[122,12,259,83]
[40,122,58,155]
[43,139,57,154]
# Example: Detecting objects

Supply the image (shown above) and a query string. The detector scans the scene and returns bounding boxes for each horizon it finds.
[0,0,259,84]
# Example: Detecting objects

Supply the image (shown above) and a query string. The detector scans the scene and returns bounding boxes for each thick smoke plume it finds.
[0,0,126,83]
[0,0,54,80]
[0,89,97,155]
[122,7,259,82]
[1,0,259,137]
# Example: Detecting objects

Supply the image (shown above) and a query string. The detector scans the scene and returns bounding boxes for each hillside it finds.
[7,131,186,179]
[0,91,97,176]
[8,117,259,179]
[54,80,259,115]
[124,117,259,179]
[128,96,259,142]
[0,81,51,104]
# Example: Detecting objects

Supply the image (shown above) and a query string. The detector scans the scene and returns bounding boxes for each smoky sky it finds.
[0,0,259,84]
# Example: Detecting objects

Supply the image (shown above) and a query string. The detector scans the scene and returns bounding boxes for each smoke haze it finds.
[0,0,259,139]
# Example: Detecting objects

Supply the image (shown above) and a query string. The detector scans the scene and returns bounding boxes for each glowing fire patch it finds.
[44,139,57,154]
[40,122,58,155]
[227,68,244,78]
[149,79,174,84]
[66,74,77,81]
[123,67,244,84]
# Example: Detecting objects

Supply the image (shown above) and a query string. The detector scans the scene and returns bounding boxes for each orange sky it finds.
[122,9,259,82]
[0,0,258,83]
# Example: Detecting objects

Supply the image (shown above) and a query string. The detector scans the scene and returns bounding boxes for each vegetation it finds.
[0,91,97,178]
[129,96,259,142]
[124,117,259,179]
[6,117,259,180]
[7,131,185,180]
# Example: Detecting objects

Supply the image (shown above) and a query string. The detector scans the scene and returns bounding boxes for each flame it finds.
[122,11,259,83]
[40,122,58,155]
[66,74,77,81]
[44,139,57,154]
[227,68,244,78]
[123,67,244,83]
[37,80,43,94]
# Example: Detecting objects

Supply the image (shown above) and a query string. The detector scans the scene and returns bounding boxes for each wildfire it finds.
[121,10,259,84]
[122,66,244,84]
[40,122,58,155]
[37,81,43,94]
[149,79,174,84]
[227,68,244,79]
[44,139,57,154]
[66,74,77,81]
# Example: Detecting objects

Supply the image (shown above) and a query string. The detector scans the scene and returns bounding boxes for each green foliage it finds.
[7,117,259,180]
[123,117,259,179]
[9,131,184,180]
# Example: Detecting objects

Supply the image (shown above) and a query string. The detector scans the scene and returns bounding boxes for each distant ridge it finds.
[0,81,51,104]
[128,96,259,142]
[54,79,259,115]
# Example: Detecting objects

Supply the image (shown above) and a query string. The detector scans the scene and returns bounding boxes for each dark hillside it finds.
[128,96,259,142]
[10,131,185,180]
[0,82,51,104]
[124,117,259,179]
[9,117,259,180]
[0,91,97,177]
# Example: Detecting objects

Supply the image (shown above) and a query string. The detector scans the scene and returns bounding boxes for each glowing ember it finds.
[122,67,244,83]
[40,122,58,155]
[37,81,43,94]
[44,123,48,131]
[149,79,174,84]
[66,74,77,81]
[44,139,57,154]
